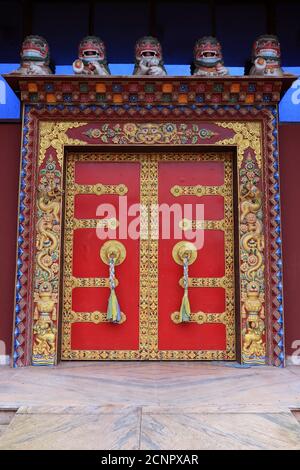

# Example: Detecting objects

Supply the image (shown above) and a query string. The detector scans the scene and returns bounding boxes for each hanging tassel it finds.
[107,288,122,323]
[107,256,122,323]
[179,290,191,322]
[179,256,191,323]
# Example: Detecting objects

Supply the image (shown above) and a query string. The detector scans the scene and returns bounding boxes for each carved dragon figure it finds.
[36,215,58,277]
[36,183,61,277]
[242,212,264,279]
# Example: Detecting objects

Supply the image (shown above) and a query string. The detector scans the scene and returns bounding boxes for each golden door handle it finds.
[172,242,197,323]
[100,241,126,324]
[100,240,126,265]
[172,241,197,266]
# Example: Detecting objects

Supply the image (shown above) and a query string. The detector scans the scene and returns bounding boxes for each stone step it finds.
[0,410,17,438]
[0,424,9,437]
[0,411,17,425]
[291,410,300,423]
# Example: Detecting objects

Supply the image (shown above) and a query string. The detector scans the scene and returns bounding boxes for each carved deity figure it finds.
[242,281,265,357]
[243,319,265,357]
[11,35,52,75]
[73,36,110,75]
[133,36,167,76]
[193,36,228,77]
[33,282,57,357]
[249,35,284,76]
[33,319,57,356]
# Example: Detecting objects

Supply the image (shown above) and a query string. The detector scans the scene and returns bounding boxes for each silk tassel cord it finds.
[179,256,191,322]
[107,256,122,323]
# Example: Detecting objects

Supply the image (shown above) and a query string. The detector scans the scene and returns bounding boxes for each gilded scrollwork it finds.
[74,183,128,196]
[171,184,226,197]
[38,121,87,165]
[38,120,261,168]
[32,156,63,365]
[65,218,119,230]
[240,154,265,363]
[83,123,218,145]
[180,276,230,288]
[179,218,225,231]
[64,311,126,325]
[215,121,262,168]
[68,277,118,288]
[171,311,228,325]
[32,119,265,365]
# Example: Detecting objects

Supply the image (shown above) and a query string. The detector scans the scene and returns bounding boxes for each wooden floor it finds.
[0,362,300,449]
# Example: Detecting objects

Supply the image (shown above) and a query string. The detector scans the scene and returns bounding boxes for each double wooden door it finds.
[61,151,236,360]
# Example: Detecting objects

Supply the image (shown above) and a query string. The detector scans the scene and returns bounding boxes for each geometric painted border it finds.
[267,107,284,366]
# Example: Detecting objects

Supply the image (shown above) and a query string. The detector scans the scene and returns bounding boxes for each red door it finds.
[157,157,235,359]
[61,152,235,360]
[62,155,141,359]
